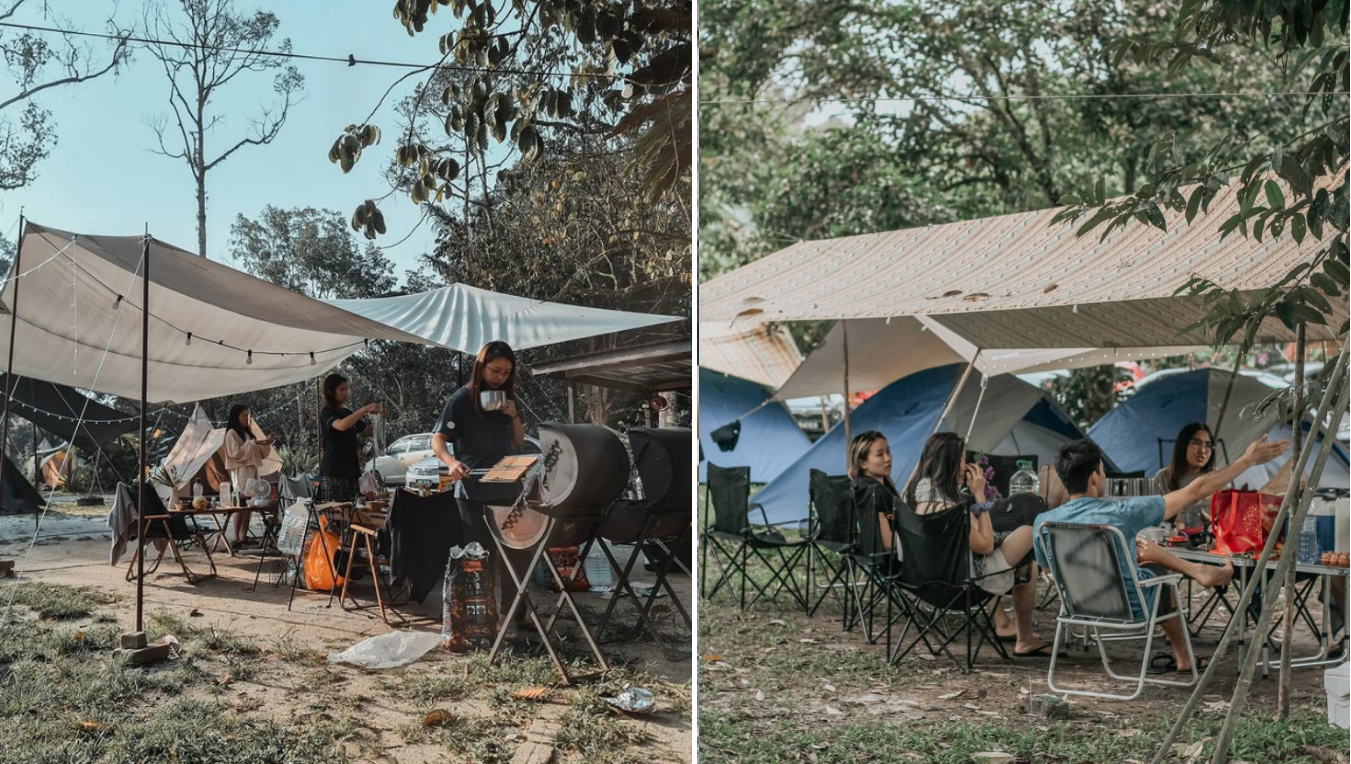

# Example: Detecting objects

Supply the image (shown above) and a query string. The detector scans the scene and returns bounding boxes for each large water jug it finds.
[1009,460,1040,496]
[1297,513,1320,565]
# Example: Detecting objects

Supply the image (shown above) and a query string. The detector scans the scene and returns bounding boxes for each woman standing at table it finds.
[318,373,384,503]
[222,404,273,546]
[431,341,527,620]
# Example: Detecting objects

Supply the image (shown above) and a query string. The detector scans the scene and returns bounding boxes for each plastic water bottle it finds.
[1298,514,1320,565]
[1009,460,1040,496]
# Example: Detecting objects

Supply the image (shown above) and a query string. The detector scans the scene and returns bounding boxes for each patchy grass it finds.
[0,581,686,763]
[698,707,1347,764]
[0,581,116,620]
[555,690,650,764]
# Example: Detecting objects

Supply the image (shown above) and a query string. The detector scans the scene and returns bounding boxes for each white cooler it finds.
[1326,662,1349,729]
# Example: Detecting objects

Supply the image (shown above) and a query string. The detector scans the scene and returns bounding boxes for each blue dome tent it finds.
[1088,368,1349,489]
[699,368,812,484]
[751,364,1090,525]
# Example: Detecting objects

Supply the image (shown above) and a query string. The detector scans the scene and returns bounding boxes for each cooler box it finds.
[1326,662,1349,729]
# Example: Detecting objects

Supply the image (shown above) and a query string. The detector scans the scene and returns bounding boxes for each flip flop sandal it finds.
[1013,644,1067,658]
[1148,655,1208,674]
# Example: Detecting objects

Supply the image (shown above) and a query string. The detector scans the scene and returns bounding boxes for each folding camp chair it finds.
[700,464,809,610]
[847,479,911,646]
[805,470,859,619]
[1036,521,1198,700]
[121,482,216,585]
[887,503,1011,672]
[254,473,313,591]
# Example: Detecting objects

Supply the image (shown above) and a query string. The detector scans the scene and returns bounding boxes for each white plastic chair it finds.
[1036,521,1198,700]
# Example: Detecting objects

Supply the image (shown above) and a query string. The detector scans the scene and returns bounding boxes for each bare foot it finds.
[1192,561,1234,589]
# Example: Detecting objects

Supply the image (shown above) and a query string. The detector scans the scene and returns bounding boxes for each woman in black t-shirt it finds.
[432,341,527,618]
[318,373,384,503]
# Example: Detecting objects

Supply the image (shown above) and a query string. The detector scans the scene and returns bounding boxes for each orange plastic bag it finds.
[1211,489,1282,556]
[302,514,345,592]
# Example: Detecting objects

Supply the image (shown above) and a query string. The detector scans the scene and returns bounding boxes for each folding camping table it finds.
[127,506,252,585]
[1171,547,1347,677]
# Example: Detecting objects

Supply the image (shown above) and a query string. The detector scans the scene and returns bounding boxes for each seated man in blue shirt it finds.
[1034,435,1289,673]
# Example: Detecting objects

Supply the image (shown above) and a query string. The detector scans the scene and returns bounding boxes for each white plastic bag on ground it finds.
[326,630,442,670]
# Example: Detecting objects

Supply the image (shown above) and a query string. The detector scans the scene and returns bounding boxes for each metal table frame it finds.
[1171,547,1347,677]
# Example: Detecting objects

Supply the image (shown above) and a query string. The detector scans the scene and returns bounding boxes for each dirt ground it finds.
[0,504,692,764]
[698,559,1347,764]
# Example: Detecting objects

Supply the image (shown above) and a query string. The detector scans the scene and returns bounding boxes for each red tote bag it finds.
[1210,489,1283,556]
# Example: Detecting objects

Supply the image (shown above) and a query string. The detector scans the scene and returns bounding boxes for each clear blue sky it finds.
[1,0,448,279]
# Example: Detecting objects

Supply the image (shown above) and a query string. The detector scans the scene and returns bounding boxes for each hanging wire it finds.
[0,20,631,82]
[701,89,1349,106]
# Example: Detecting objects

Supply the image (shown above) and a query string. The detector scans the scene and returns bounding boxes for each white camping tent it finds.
[326,284,682,353]
[155,405,282,502]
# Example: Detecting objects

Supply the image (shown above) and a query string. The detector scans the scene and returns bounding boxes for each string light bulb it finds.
[185,332,192,346]
[246,350,253,365]
[113,295,123,310]
[310,352,316,366]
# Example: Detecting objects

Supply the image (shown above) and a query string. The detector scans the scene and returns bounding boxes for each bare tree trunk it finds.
[1277,325,1306,719]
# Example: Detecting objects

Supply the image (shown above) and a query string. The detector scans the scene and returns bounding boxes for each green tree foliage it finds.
[0,0,129,190]
[332,0,691,241]
[1056,0,1348,350]
[227,206,397,299]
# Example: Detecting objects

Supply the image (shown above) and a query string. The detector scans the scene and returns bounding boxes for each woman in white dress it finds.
[222,404,274,545]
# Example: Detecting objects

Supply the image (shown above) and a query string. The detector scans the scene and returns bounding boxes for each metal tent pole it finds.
[842,320,852,450]
[135,231,150,631]
[0,215,24,571]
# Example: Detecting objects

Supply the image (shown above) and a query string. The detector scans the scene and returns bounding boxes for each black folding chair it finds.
[700,464,809,610]
[1036,521,1197,700]
[805,470,859,618]
[848,479,910,646]
[887,503,1011,672]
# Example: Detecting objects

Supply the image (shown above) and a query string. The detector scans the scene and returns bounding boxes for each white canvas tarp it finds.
[3,223,428,403]
[700,177,1349,348]
[326,284,681,354]
[774,316,1203,400]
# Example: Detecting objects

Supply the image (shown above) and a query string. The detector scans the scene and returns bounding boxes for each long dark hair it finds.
[1167,421,1215,490]
[225,404,253,443]
[904,432,965,507]
[322,373,347,412]
[849,430,895,489]
[467,341,517,414]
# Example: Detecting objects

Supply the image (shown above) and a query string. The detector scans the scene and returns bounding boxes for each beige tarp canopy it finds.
[772,315,1203,400]
[1,223,428,404]
[701,178,1348,348]
[698,320,802,388]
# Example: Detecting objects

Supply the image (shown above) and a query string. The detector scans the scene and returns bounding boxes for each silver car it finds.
[364,433,435,486]
[405,435,541,489]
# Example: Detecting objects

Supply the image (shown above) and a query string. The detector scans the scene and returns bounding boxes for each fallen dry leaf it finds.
[1118,729,1141,738]
[754,690,765,702]
[976,689,988,700]
[75,721,103,734]
[421,710,455,728]
[768,619,786,626]
[822,683,836,693]
[703,655,723,662]
[215,675,233,687]
[938,689,966,700]
[825,706,843,717]
[512,687,550,702]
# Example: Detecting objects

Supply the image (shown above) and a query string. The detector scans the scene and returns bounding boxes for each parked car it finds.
[364,433,435,486]
[405,436,541,490]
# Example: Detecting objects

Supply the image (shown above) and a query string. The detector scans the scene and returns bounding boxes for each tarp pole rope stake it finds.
[966,374,990,441]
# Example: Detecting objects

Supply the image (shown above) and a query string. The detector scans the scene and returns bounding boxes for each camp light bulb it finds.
[310,352,316,366]
[246,350,253,365]
[113,295,122,310]
[185,332,192,346]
